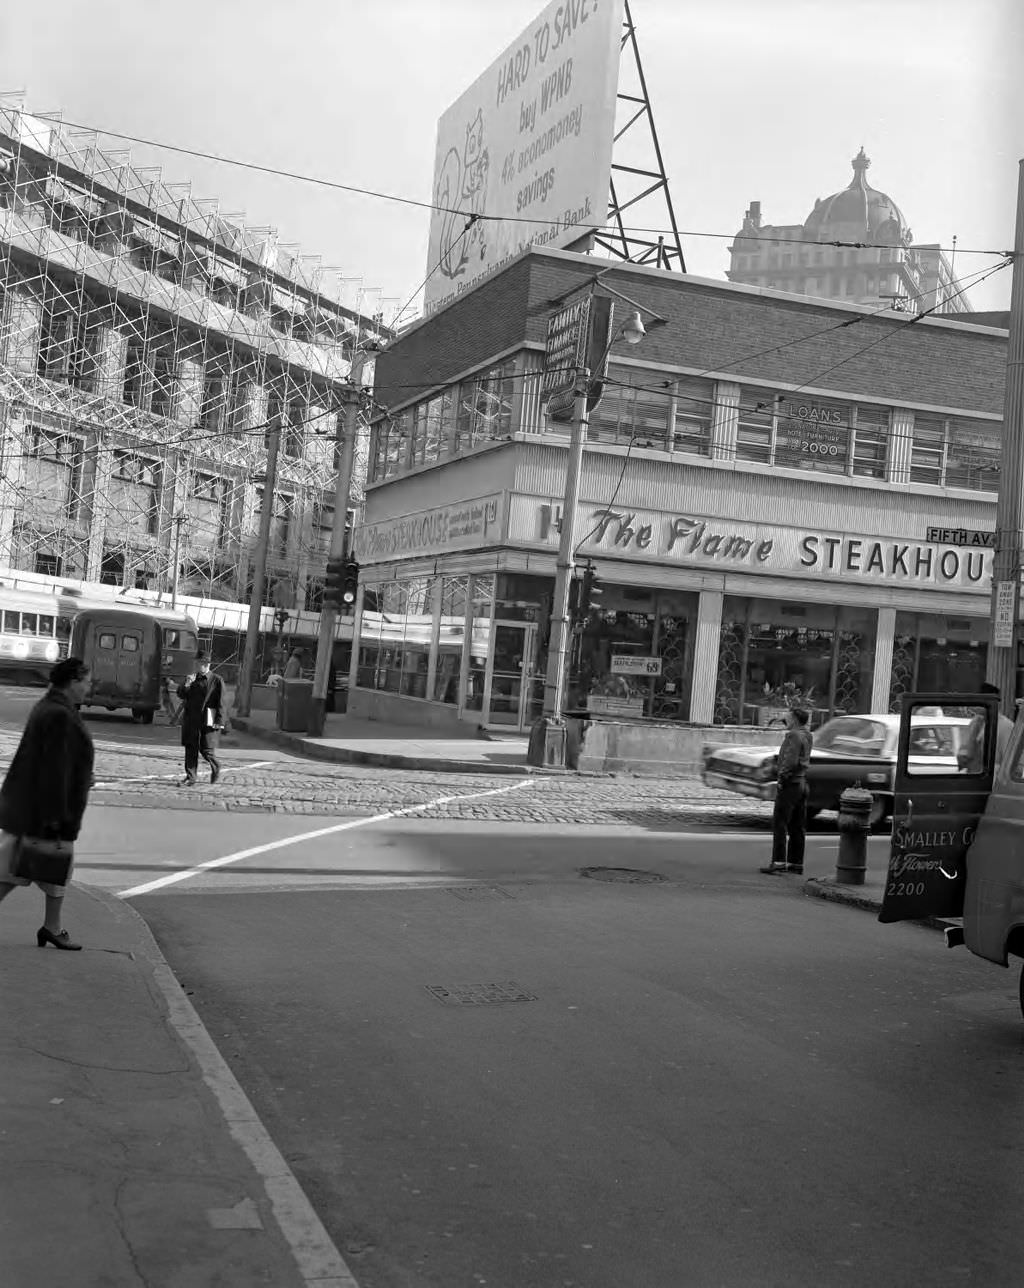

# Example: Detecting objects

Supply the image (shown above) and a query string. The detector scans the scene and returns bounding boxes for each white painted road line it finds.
[117,777,534,898]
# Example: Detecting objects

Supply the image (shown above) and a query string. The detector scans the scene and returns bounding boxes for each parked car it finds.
[701,712,974,827]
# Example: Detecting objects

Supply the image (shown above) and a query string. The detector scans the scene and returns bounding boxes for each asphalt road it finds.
[5,685,1023,1286]
[62,801,1024,1288]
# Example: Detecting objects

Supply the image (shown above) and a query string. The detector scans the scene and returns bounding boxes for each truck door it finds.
[116,628,145,698]
[962,711,1024,965]
[878,693,998,925]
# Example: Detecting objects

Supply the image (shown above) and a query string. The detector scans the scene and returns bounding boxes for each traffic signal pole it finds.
[234,421,281,718]
[308,352,368,736]
[529,366,590,766]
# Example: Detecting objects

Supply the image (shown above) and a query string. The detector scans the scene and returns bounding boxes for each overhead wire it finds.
[28,114,1011,261]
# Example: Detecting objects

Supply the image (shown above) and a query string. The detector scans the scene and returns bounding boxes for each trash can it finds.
[277,678,314,732]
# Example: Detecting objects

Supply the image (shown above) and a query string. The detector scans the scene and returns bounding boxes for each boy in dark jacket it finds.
[762,707,812,875]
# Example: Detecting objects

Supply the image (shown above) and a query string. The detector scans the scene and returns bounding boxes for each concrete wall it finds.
[568,717,786,776]
[347,685,481,731]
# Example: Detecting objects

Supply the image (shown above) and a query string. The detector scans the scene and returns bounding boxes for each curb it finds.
[77,883,360,1288]
[802,876,960,934]
[229,714,557,776]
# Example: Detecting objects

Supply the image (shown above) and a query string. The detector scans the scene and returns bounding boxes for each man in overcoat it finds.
[177,652,224,785]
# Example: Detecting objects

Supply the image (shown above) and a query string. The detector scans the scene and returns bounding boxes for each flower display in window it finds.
[762,680,815,708]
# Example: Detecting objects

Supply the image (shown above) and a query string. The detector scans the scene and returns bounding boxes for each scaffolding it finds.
[0,99,393,670]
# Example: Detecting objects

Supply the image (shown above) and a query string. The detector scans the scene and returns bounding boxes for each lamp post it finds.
[531,306,649,768]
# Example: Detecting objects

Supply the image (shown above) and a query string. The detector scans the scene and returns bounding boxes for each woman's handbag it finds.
[12,835,73,885]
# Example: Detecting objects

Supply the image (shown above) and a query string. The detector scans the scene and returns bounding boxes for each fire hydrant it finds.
[836,785,874,885]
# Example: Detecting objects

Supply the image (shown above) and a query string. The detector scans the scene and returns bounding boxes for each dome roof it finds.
[803,149,909,245]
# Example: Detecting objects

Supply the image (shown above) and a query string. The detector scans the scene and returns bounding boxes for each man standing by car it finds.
[762,707,812,875]
[177,652,223,786]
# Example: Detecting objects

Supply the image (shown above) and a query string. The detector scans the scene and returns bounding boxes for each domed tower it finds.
[727,149,967,314]
[803,148,911,248]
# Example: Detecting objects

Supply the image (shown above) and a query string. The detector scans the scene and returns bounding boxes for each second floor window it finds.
[189,473,232,549]
[23,428,83,520]
[109,451,160,536]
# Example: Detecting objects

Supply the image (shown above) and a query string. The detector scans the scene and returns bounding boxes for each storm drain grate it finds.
[425,982,537,1006]
[580,866,667,884]
[445,885,514,901]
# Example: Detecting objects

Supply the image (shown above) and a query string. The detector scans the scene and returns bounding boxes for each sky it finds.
[1,0,1020,319]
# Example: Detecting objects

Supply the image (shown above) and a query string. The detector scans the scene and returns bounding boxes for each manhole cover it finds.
[579,866,666,884]
[445,886,514,901]
[425,982,537,1006]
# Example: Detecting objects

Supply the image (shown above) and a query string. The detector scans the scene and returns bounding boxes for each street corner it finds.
[803,875,884,916]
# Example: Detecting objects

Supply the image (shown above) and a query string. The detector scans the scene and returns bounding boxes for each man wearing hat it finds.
[177,652,224,785]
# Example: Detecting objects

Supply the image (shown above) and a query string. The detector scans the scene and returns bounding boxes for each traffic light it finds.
[341,558,360,609]
[579,565,602,617]
[323,557,345,612]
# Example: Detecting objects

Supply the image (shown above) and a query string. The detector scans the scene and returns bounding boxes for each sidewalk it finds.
[0,881,355,1288]
[230,707,534,775]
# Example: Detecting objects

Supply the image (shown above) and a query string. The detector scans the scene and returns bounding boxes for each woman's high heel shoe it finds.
[36,927,82,951]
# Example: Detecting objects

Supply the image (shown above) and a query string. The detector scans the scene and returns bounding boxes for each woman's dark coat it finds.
[0,688,95,841]
[177,672,224,747]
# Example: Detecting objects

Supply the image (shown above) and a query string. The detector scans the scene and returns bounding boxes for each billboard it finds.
[423,0,624,316]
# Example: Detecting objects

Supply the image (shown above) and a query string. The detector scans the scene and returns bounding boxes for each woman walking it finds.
[0,657,95,950]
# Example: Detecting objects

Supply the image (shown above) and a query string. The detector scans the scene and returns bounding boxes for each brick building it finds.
[350,245,1006,733]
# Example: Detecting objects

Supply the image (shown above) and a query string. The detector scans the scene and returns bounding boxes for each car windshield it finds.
[814,717,889,757]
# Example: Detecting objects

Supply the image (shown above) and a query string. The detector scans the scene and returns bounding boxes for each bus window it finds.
[3,611,20,633]
[182,631,197,651]
[121,635,139,651]
[98,633,116,650]
[21,613,37,634]
[38,614,55,636]
[56,616,72,642]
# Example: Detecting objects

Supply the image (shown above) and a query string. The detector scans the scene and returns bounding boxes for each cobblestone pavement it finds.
[0,726,777,828]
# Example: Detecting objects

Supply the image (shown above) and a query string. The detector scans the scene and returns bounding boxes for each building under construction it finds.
[0,103,390,671]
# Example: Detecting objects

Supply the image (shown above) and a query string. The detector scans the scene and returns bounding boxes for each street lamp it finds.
[530,294,664,768]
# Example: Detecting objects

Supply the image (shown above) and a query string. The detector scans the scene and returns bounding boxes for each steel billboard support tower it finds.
[987,158,1024,709]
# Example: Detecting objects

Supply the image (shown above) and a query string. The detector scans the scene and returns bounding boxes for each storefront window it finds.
[773,395,850,476]
[889,612,988,711]
[354,576,435,697]
[454,361,515,451]
[714,598,877,727]
[736,388,776,464]
[588,367,671,449]
[433,575,468,704]
[850,406,888,479]
[672,376,713,456]
[909,415,1000,492]
[464,574,495,712]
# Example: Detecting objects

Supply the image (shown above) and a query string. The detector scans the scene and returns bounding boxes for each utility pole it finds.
[169,513,186,610]
[542,366,591,743]
[234,421,281,718]
[986,158,1024,712]
[308,346,371,736]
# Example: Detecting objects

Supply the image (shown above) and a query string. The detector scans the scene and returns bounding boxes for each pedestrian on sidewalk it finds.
[0,657,95,950]
[284,648,303,679]
[177,652,224,786]
[761,706,812,875]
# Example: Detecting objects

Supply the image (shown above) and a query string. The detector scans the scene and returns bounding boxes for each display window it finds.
[889,612,988,711]
[715,597,876,727]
